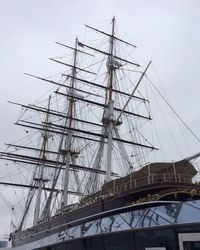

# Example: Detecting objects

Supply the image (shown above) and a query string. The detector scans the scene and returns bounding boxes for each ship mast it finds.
[82,17,154,185]
[62,38,78,206]
[105,17,115,182]
[33,95,51,225]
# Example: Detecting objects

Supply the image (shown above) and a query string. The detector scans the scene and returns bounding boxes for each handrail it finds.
[81,174,199,206]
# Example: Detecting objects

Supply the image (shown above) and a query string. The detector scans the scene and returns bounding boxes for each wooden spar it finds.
[65,74,148,101]
[84,24,137,48]
[55,90,151,120]
[16,122,103,143]
[24,72,148,102]
[114,55,140,67]
[43,121,105,137]
[0,181,81,195]
[8,101,104,128]
[15,121,157,150]
[78,42,110,56]
[114,61,152,127]
[56,41,94,57]
[77,42,140,67]
[63,74,148,102]
[55,90,105,107]
[49,58,96,75]
[0,153,119,176]
[24,73,101,98]
[5,143,60,155]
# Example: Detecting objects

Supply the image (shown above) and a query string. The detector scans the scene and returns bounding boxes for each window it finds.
[82,236,104,250]
[183,241,200,250]
[104,232,135,250]
[134,228,177,250]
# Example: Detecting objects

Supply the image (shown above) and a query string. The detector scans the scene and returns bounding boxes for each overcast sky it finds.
[0,0,200,240]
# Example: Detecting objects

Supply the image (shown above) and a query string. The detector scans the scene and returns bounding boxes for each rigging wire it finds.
[0,190,13,209]
[149,79,182,158]
[149,65,192,153]
[146,75,200,145]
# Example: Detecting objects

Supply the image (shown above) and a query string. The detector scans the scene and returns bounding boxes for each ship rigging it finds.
[1,18,200,250]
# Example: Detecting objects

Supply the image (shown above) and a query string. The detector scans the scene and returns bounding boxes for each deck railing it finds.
[110,174,194,194]
[81,173,199,206]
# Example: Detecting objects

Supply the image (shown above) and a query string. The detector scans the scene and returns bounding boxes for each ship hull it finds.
[9,197,200,250]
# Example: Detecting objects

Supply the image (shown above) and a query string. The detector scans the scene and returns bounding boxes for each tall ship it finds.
[1,18,200,250]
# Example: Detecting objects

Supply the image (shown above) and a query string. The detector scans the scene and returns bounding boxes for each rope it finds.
[146,75,200,144]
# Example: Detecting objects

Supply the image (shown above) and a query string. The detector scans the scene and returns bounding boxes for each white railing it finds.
[81,174,199,206]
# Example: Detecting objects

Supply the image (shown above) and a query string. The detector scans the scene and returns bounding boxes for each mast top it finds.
[85,18,137,48]
[112,16,115,29]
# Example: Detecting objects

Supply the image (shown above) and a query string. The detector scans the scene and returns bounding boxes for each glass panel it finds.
[82,236,104,250]
[55,243,67,250]
[135,228,177,250]
[67,240,83,250]
[145,248,166,250]
[104,232,135,250]
[176,224,200,233]
[183,241,200,250]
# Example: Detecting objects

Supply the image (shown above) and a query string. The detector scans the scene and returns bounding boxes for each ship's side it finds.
[11,159,200,249]
[10,199,200,249]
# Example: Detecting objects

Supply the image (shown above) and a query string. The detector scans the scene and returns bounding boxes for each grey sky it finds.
[0,0,200,240]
